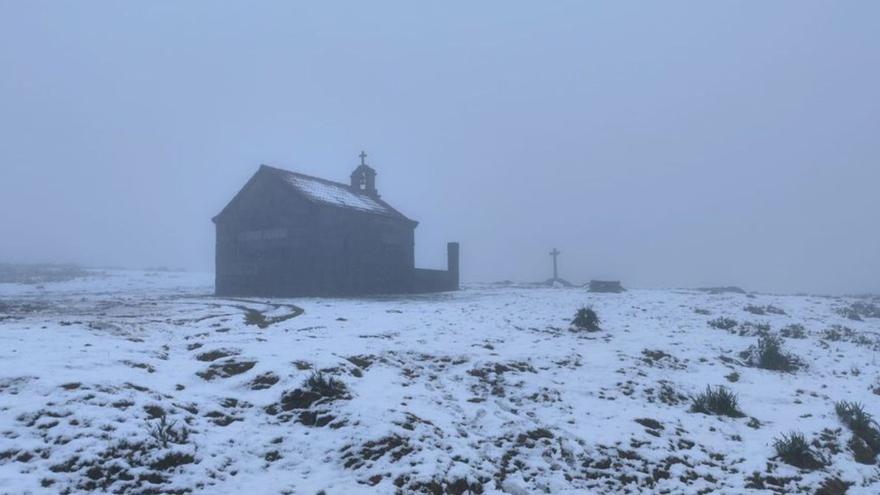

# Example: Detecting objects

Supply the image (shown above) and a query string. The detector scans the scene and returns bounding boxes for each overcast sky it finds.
[1,1,878,294]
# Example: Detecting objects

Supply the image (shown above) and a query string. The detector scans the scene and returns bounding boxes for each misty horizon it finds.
[2,2,878,295]
[4,5,880,494]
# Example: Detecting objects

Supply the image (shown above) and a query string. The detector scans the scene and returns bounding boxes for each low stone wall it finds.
[413,268,456,293]
[412,242,460,293]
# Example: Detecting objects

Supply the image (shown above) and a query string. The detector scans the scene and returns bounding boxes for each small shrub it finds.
[851,301,880,319]
[744,305,766,315]
[571,307,601,332]
[823,325,854,342]
[244,309,268,328]
[836,307,863,321]
[756,335,790,370]
[780,324,807,339]
[773,431,824,470]
[746,335,799,372]
[743,304,785,316]
[737,321,771,337]
[765,305,786,315]
[690,386,745,418]
[305,372,348,399]
[708,317,737,331]
[823,326,877,348]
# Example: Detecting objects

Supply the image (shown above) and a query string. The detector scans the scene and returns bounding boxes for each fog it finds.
[1,1,878,294]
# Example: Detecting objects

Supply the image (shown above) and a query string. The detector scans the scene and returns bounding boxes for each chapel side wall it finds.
[215,177,314,296]
[311,208,415,296]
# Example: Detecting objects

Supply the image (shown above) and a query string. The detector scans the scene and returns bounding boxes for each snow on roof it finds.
[265,166,411,221]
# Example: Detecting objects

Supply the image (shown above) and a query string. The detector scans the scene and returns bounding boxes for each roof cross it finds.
[359,150,367,166]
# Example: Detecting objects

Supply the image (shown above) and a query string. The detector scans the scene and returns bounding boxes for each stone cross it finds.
[550,248,560,280]
[359,150,368,166]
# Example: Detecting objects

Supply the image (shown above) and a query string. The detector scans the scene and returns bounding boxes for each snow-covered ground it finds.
[1,271,879,494]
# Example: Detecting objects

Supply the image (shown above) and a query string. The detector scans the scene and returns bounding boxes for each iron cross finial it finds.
[550,248,560,257]
[359,150,367,166]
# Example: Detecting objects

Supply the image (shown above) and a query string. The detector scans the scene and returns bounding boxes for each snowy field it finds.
[1,271,880,494]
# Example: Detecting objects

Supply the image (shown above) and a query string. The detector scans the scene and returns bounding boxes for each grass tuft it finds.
[745,335,799,372]
[305,372,348,399]
[708,317,737,331]
[836,401,880,453]
[744,305,766,315]
[690,386,745,418]
[773,431,824,470]
[145,413,189,449]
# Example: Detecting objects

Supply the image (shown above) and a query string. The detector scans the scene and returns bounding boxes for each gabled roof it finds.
[214,165,416,224]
